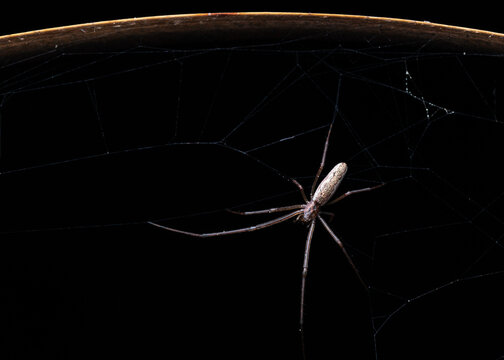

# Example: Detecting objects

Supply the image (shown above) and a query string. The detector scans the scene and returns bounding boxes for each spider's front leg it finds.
[148,209,304,238]
[226,204,304,216]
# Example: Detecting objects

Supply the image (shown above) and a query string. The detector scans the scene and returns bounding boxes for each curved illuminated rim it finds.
[1,12,504,57]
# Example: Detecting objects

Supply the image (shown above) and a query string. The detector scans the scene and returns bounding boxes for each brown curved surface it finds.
[1,12,504,61]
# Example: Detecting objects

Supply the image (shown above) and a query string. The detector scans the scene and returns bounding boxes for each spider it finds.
[148,124,382,329]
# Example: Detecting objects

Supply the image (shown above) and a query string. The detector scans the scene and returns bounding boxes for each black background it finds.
[1,4,504,360]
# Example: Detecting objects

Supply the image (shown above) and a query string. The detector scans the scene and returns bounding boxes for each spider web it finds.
[1,25,503,359]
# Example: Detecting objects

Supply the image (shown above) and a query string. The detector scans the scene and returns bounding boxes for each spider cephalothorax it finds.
[297,202,319,225]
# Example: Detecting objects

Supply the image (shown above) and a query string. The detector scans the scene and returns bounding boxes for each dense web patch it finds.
[1,27,503,359]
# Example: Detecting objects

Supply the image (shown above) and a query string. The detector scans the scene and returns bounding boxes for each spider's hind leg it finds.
[300,221,316,329]
[319,211,335,223]
[318,215,368,290]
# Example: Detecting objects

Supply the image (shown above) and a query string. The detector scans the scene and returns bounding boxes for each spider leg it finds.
[148,209,303,238]
[227,204,304,216]
[326,183,384,206]
[317,215,368,290]
[310,123,334,198]
[319,211,335,223]
[300,220,316,330]
[291,178,309,203]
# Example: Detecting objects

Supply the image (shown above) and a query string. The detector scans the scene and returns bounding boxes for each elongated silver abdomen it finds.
[312,162,347,206]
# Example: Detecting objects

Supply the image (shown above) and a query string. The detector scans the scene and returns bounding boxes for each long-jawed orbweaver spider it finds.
[149,123,383,329]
